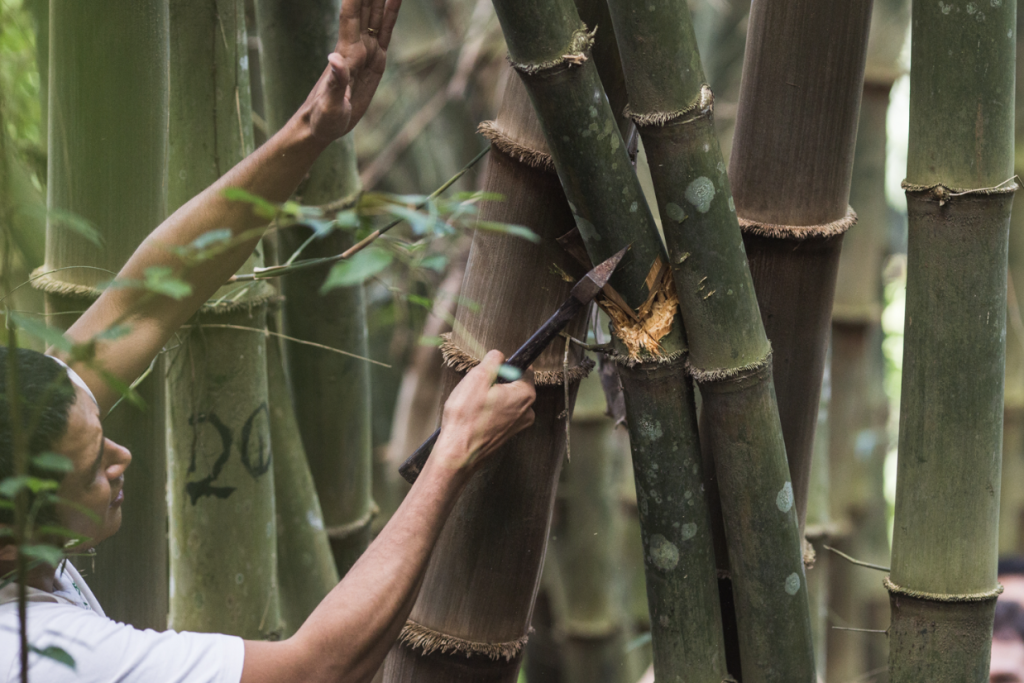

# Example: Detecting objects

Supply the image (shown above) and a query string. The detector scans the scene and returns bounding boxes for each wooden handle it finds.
[398,428,441,484]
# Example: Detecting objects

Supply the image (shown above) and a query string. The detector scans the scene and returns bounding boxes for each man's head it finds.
[993,557,1024,682]
[0,347,131,555]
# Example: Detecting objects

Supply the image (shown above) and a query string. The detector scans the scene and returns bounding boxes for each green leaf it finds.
[45,208,102,247]
[453,191,505,203]
[5,312,73,352]
[321,248,394,292]
[31,452,73,474]
[222,188,278,220]
[93,324,131,341]
[191,228,233,251]
[143,266,192,300]
[419,254,448,273]
[406,294,433,310]
[476,220,540,243]
[0,475,58,498]
[21,544,64,567]
[30,645,76,670]
[419,336,443,347]
[497,364,523,382]
[93,367,145,410]
[386,204,437,236]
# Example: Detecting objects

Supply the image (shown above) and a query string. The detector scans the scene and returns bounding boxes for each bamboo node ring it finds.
[737,206,856,241]
[399,619,531,661]
[883,575,1003,603]
[477,120,555,173]
[625,84,714,128]
[901,175,1019,206]
[685,347,772,384]
[325,503,379,541]
[438,333,594,386]
[508,25,597,76]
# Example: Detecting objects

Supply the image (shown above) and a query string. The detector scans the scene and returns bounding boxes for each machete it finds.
[398,246,628,484]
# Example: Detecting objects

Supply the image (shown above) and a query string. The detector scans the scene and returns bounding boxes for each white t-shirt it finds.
[0,562,244,683]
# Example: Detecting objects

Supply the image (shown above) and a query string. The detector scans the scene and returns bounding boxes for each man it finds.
[992,557,1024,682]
[0,0,537,680]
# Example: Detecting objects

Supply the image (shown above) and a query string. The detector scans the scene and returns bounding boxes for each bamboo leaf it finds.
[191,228,233,251]
[0,475,59,498]
[320,248,393,292]
[20,544,65,567]
[420,254,448,273]
[142,266,193,299]
[222,187,278,219]
[5,312,73,352]
[31,452,73,474]
[30,645,75,670]
[476,220,540,243]
[43,207,102,246]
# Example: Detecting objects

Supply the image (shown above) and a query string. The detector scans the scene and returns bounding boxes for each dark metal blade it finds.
[570,246,629,305]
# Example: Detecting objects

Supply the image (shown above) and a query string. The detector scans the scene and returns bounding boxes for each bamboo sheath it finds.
[605,0,815,679]
[382,72,590,683]
[267,333,339,635]
[35,0,170,630]
[728,0,873,535]
[889,0,1016,675]
[163,0,284,638]
[255,0,375,576]
[486,2,730,680]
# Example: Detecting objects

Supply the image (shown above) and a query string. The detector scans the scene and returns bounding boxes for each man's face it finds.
[54,383,132,548]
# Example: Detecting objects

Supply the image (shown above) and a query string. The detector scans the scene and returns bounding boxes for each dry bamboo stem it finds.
[728,0,873,536]
[36,0,170,629]
[382,71,590,683]
[255,0,375,575]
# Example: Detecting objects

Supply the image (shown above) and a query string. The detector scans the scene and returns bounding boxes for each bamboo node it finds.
[883,576,1003,603]
[737,205,856,241]
[685,347,772,384]
[325,502,379,541]
[600,263,680,362]
[624,84,714,128]
[398,619,530,661]
[508,25,597,76]
[901,176,1019,206]
[477,120,555,173]
[30,266,104,299]
[438,333,594,386]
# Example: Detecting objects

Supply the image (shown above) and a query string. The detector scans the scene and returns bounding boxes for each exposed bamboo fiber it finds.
[164,0,282,638]
[399,620,531,661]
[438,333,594,385]
[41,0,170,630]
[255,0,374,577]
[478,121,554,172]
[382,71,588,683]
[728,0,873,539]
[737,207,857,241]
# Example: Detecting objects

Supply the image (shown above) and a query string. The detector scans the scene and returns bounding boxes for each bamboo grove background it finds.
[0,0,1021,680]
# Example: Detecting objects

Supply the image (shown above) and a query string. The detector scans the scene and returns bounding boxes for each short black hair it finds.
[995,599,1024,641]
[999,556,1024,577]
[0,346,77,526]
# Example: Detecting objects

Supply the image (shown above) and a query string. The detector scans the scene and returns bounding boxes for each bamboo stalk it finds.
[381,70,590,683]
[888,0,1016,677]
[267,331,339,635]
[546,365,632,683]
[804,356,832,675]
[728,0,873,536]
[485,3,730,680]
[255,0,375,575]
[604,0,816,678]
[163,0,283,638]
[35,0,170,630]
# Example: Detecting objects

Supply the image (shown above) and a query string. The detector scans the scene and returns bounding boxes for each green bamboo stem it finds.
[546,366,632,683]
[486,3,729,681]
[381,71,590,683]
[889,0,1016,677]
[267,333,339,635]
[255,0,374,575]
[604,0,814,679]
[35,0,170,630]
[804,357,831,675]
[727,0,873,537]
[163,0,283,638]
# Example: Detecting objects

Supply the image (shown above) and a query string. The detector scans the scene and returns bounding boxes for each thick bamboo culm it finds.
[255,0,375,575]
[1001,7,1024,558]
[34,0,170,630]
[382,72,593,683]
[267,332,339,635]
[826,0,909,668]
[163,0,283,638]
[728,0,873,535]
[485,2,729,680]
[545,365,632,683]
[604,0,815,679]
[888,0,1016,678]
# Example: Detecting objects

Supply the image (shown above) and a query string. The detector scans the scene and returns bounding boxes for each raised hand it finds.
[304,0,402,143]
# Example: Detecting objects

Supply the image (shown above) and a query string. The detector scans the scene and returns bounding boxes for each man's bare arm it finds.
[241,352,537,683]
[56,0,401,412]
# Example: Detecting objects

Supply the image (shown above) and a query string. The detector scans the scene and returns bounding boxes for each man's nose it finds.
[104,438,132,479]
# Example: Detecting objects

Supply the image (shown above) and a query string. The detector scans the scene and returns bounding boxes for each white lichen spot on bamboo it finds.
[938,1,953,13]
[640,417,663,440]
[785,572,801,595]
[685,177,716,214]
[306,509,324,531]
[681,522,698,541]
[235,573,245,585]
[240,54,249,71]
[630,201,638,213]
[650,534,680,571]
[659,615,670,627]
[777,481,794,513]
[665,202,687,223]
